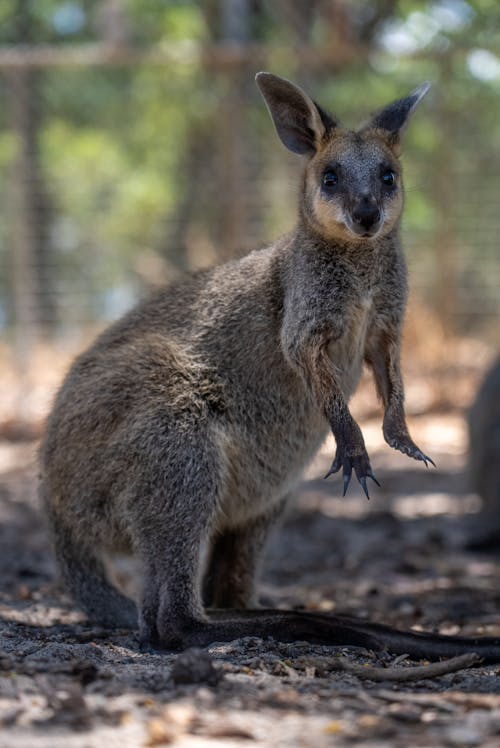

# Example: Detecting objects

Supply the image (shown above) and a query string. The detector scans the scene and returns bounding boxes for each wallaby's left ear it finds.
[366,82,431,149]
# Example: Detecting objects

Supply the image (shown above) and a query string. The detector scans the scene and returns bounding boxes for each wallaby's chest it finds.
[327,291,374,399]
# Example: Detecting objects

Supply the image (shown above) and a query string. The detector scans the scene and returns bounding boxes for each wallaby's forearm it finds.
[366,326,435,467]
[281,323,377,496]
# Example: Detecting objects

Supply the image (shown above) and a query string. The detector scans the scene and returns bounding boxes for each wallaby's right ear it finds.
[256,72,336,156]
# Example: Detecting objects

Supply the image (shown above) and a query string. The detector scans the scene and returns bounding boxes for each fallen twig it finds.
[376,689,500,710]
[330,652,482,682]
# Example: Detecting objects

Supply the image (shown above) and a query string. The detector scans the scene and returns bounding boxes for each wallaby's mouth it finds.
[344,216,383,240]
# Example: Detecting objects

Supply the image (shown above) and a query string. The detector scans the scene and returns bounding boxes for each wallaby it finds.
[40,73,500,661]
[467,357,500,549]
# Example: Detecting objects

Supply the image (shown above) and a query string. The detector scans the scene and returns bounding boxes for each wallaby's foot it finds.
[155,616,210,652]
[137,637,165,654]
[384,428,436,468]
[324,445,380,499]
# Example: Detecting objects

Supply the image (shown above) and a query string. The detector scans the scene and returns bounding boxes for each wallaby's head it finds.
[256,72,430,243]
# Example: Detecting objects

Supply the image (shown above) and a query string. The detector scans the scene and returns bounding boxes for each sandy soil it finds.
[2,407,500,747]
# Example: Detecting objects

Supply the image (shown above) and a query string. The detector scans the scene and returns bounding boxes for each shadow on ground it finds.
[1,433,500,747]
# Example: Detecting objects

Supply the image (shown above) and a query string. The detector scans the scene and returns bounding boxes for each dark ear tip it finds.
[255,71,274,90]
[413,81,432,99]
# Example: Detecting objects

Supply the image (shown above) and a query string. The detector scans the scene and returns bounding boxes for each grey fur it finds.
[40,73,434,650]
[468,358,500,520]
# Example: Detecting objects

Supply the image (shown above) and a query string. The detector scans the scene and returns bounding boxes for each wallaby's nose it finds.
[352,201,381,231]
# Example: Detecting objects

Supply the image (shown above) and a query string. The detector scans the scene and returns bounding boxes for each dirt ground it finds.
[2,352,500,747]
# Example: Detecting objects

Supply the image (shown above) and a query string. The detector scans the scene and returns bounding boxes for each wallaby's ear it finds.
[255,72,337,156]
[366,82,431,147]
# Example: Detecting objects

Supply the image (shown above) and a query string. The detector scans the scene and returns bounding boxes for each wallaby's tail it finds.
[51,523,138,629]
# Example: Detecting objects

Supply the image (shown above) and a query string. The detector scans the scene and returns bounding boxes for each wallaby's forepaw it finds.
[324,448,380,499]
[385,433,436,468]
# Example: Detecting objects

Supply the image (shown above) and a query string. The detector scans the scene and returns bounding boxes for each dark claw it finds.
[412,448,436,468]
[387,434,436,469]
[358,476,370,500]
[355,463,380,500]
[366,468,381,488]
[325,448,380,500]
[324,455,341,479]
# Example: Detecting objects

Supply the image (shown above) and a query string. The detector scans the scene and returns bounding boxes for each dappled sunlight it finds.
[305,490,481,521]
[0,442,36,476]
[392,492,480,519]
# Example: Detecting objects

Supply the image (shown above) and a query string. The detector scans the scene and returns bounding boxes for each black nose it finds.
[352,203,381,231]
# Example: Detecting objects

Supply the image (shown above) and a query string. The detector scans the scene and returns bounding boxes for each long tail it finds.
[193,609,500,663]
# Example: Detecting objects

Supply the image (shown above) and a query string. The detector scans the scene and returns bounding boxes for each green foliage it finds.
[125,0,207,43]
[1,0,499,330]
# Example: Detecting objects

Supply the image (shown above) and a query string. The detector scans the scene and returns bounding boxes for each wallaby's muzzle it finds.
[346,198,382,238]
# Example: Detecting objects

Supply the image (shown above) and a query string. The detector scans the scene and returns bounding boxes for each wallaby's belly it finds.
[213,383,327,530]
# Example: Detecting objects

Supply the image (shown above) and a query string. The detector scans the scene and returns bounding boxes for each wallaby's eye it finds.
[382,170,396,187]
[322,171,338,189]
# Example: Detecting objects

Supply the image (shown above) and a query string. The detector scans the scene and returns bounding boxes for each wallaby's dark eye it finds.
[323,171,338,189]
[382,170,396,187]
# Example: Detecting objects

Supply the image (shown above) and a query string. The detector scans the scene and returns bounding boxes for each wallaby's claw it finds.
[366,468,381,487]
[358,475,370,500]
[387,435,436,468]
[324,452,344,481]
[413,449,436,468]
[325,450,380,499]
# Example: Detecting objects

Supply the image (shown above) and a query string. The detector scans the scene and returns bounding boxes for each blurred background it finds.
[0,0,498,476]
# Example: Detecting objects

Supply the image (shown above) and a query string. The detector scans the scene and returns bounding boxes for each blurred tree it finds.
[0,0,499,339]
[7,0,54,341]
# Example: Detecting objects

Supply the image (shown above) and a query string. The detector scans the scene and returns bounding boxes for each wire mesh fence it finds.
[0,0,499,381]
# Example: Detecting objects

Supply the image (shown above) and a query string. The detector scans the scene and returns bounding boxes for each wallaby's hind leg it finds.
[53,528,137,628]
[131,435,221,649]
[136,512,215,648]
[203,499,287,609]
[203,530,261,609]
[137,559,161,646]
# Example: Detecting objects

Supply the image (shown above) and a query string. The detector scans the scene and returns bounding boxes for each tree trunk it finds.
[9,0,54,347]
